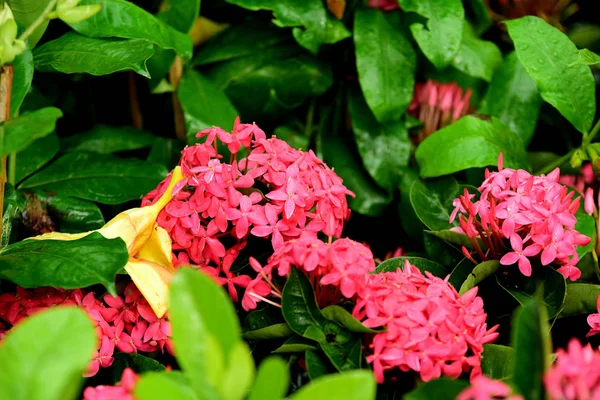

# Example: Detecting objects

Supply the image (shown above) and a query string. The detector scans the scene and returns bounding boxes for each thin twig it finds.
[127,72,143,129]
[169,57,186,140]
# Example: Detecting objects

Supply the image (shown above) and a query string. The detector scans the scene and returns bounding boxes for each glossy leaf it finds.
[415,115,529,178]
[61,124,154,154]
[147,137,186,170]
[177,69,239,143]
[506,16,596,133]
[569,49,600,67]
[481,344,515,381]
[321,305,380,333]
[0,107,63,158]
[479,52,542,146]
[67,0,193,58]
[112,353,166,379]
[10,48,34,118]
[376,256,447,278]
[273,336,319,353]
[135,371,197,400]
[409,177,459,231]
[575,211,596,260]
[6,0,50,46]
[31,191,105,233]
[242,323,293,340]
[449,258,475,290]
[398,0,465,68]
[0,232,128,295]
[459,260,500,295]
[354,8,416,123]
[320,335,363,372]
[511,297,552,400]
[19,152,168,205]
[452,31,502,82]
[282,267,328,338]
[560,283,600,317]
[305,350,334,380]
[34,32,154,78]
[347,86,411,191]
[14,132,59,184]
[427,229,476,250]
[248,356,289,400]
[156,0,200,34]
[404,379,469,400]
[289,370,375,400]
[0,307,96,400]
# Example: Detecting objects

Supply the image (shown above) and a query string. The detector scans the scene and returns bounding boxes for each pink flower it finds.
[458,375,523,400]
[83,368,138,400]
[586,295,600,337]
[499,234,541,276]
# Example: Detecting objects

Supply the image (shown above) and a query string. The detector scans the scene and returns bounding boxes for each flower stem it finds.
[0,65,14,245]
[17,0,58,43]
[587,118,600,143]
[534,149,575,175]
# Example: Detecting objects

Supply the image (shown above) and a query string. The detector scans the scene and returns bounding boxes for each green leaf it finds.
[19,152,168,205]
[289,370,376,400]
[282,267,328,338]
[273,336,319,353]
[321,305,380,333]
[112,353,166,380]
[33,32,154,78]
[426,229,475,250]
[560,283,600,317]
[479,52,542,146]
[569,48,600,67]
[0,232,128,295]
[398,0,465,69]
[242,323,294,340]
[135,371,197,400]
[10,48,34,118]
[463,0,493,35]
[156,0,200,34]
[506,16,596,133]
[220,341,255,400]
[320,335,363,372]
[409,177,459,231]
[0,107,62,158]
[376,256,447,278]
[67,0,193,59]
[354,8,416,123]
[0,307,96,400]
[177,69,239,143]
[30,191,105,233]
[497,265,567,319]
[272,125,310,150]
[305,350,334,380]
[459,260,500,295]
[61,124,154,154]
[449,258,475,290]
[169,268,240,400]
[511,297,552,400]
[575,210,596,260]
[147,137,186,170]
[225,0,350,54]
[6,0,51,47]
[248,356,289,400]
[452,30,502,82]
[14,132,58,184]
[481,344,515,381]
[404,379,469,400]
[415,115,529,178]
[347,86,411,191]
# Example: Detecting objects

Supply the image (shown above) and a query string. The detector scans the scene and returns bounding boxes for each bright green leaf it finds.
[156,0,200,34]
[575,210,596,260]
[0,107,62,158]
[321,305,380,333]
[289,370,375,400]
[560,283,600,317]
[61,124,154,154]
[10,48,34,118]
[459,260,500,295]
[248,357,289,400]
[481,344,515,381]
[569,48,600,67]
[6,0,50,46]
[135,371,197,400]
[452,30,502,82]
[220,341,255,400]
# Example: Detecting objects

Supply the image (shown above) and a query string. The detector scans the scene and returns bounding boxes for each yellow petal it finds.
[27,231,90,241]
[136,224,175,272]
[125,258,173,318]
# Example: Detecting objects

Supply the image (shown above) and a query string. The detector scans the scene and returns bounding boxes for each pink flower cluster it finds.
[408,80,473,142]
[142,117,354,310]
[458,375,523,400]
[450,155,590,280]
[544,339,600,400]
[586,295,600,337]
[83,368,138,400]
[0,283,171,377]
[353,260,499,383]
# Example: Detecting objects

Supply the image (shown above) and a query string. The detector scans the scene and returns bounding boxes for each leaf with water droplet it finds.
[568,48,600,68]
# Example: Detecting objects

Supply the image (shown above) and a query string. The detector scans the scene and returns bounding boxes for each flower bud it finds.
[57,5,102,23]
[571,149,587,168]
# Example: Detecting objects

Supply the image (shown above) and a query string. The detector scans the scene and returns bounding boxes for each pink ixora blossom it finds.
[83,368,138,400]
[586,295,600,337]
[458,375,523,400]
[353,260,498,383]
[544,339,600,400]
[450,154,590,281]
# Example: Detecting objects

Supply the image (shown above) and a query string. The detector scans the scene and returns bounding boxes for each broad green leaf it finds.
[273,336,319,353]
[459,260,500,295]
[511,297,552,400]
[135,371,197,400]
[14,132,58,184]
[305,350,334,380]
[451,30,502,82]
[415,115,529,178]
[31,191,105,232]
[248,357,289,400]
[347,86,411,191]
[6,0,50,47]
[177,69,238,143]
[0,107,62,158]
[479,52,542,146]
[409,177,459,231]
[427,229,476,250]
[449,258,475,290]
[575,210,596,260]
[497,265,567,319]
[156,0,200,34]
[10,48,34,118]
[147,137,186,169]
[398,0,465,69]
[242,323,293,340]
[0,232,128,295]
[320,335,363,372]
[424,230,465,268]
[321,305,380,333]
[33,32,154,78]
[404,379,469,400]
[112,353,166,379]
[67,0,193,58]
[354,8,416,123]
[289,370,375,400]
[225,0,350,54]
[560,283,600,317]
[61,124,154,154]
[19,152,168,205]
[272,125,310,150]
[376,256,447,278]
[169,268,240,400]
[398,167,424,239]
[569,48,600,67]
[481,344,515,381]
[220,341,255,400]
[244,306,285,332]
[0,307,96,400]
[506,16,596,133]
[282,267,328,338]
